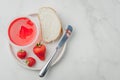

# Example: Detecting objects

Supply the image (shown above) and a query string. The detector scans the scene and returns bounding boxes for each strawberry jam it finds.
[8,17,37,46]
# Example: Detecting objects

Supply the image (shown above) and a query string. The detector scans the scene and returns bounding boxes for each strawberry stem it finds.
[36,42,42,46]
[25,60,29,65]
[19,49,24,52]
[36,43,39,46]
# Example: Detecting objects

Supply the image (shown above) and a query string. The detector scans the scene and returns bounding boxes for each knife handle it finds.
[39,48,58,77]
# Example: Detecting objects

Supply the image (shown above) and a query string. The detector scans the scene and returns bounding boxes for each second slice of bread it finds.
[38,7,62,43]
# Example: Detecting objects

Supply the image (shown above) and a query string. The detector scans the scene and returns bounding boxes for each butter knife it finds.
[39,25,73,77]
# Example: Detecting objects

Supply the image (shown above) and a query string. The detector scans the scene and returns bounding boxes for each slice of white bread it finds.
[38,7,62,43]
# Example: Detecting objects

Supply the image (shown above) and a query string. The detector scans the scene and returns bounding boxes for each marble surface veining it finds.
[0,0,120,80]
[81,0,120,80]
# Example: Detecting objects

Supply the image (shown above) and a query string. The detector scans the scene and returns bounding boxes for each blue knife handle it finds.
[57,25,73,48]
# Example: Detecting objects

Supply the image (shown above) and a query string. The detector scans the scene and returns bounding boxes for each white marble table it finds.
[0,0,120,80]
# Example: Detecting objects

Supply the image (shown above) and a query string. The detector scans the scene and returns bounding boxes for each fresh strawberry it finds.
[26,57,36,67]
[17,49,27,59]
[33,43,46,61]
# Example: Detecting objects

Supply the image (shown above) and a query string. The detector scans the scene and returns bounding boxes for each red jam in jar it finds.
[8,17,37,46]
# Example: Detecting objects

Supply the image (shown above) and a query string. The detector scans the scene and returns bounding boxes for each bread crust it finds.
[38,7,62,43]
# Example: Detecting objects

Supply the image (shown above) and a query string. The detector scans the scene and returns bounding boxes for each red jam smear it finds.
[19,26,33,39]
